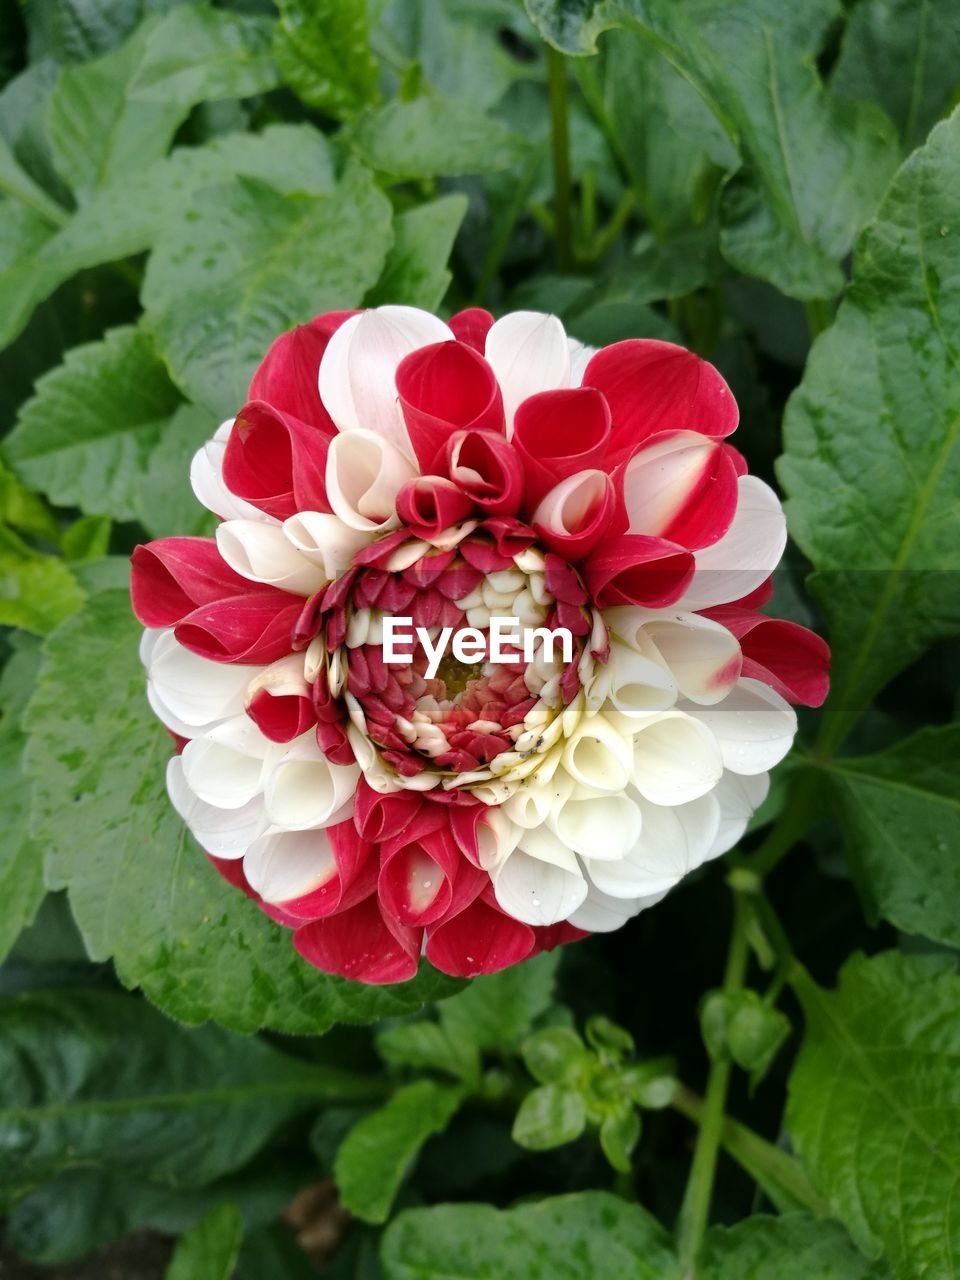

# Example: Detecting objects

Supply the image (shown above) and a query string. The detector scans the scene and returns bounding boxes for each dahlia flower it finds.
[130,306,829,983]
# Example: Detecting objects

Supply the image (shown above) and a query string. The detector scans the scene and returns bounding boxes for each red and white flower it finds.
[131,306,829,983]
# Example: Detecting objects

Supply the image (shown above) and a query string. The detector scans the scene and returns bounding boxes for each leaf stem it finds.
[676,892,751,1277]
[744,768,818,877]
[546,45,575,272]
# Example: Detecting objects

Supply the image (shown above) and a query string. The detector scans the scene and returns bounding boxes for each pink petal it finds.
[294,894,422,983]
[512,387,611,509]
[396,340,504,472]
[449,307,494,352]
[703,608,831,707]
[425,893,536,977]
[532,469,620,560]
[396,475,475,538]
[223,400,333,520]
[175,592,302,664]
[444,429,525,516]
[131,537,254,628]
[621,430,740,550]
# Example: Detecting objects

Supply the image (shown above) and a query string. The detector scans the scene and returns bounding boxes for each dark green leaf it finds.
[366,195,468,311]
[25,0,182,64]
[0,637,44,964]
[376,1019,481,1085]
[512,1084,586,1150]
[438,951,560,1051]
[348,97,526,181]
[335,1080,464,1224]
[274,0,379,120]
[166,1202,243,1280]
[701,1213,891,1279]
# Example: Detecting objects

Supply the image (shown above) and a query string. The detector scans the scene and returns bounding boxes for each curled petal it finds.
[593,638,677,716]
[703,608,830,707]
[677,476,787,609]
[444,429,525,516]
[191,420,268,522]
[318,305,454,455]
[282,511,374,580]
[425,893,535,977]
[584,535,694,608]
[245,653,315,743]
[244,826,340,905]
[263,735,359,830]
[396,340,504,471]
[583,338,738,462]
[396,476,475,539]
[584,790,721,899]
[561,713,634,793]
[709,771,770,857]
[448,307,494,352]
[166,757,267,858]
[223,401,333,520]
[605,607,741,706]
[631,710,724,805]
[216,520,328,596]
[131,537,252,628]
[175,591,303,665]
[180,714,275,810]
[325,428,418,531]
[621,430,739,549]
[493,829,587,926]
[248,312,355,425]
[484,311,570,431]
[532,469,619,560]
[512,387,611,508]
[142,629,253,734]
[295,894,421,983]
[680,677,797,776]
[548,788,643,861]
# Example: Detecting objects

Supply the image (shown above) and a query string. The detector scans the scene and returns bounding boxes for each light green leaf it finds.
[165,1202,243,1280]
[334,1080,463,1224]
[367,195,468,311]
[512,1084,586,1150]
[22,590,460,1032]
[348,97,526,180]
[0,459,60,543]
[274,0,380,120]
[0,133,67,224]
[833,0,960,152]
[61,515,112,561]
[779,110,960,751]
[598,1107,640,1173]
[4,325,182,523]
[0,527,84,634]
[48,5,278,196]
[0,637,45,964]
[381,1192,679,1279]
[438,950,560,1051]
[142,161,393,416]
[701,1213,891,1279]
[787,951,960,1278]
[819,724,960,946]
[135,403,217,538]
[521,1026,589,1084]
[376,1020,481,1086]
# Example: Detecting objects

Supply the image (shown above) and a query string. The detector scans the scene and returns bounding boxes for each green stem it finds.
[547,45,574,272]
[671,1085,829,1218]
[804,297,833,339]
[746,769,818,878]
[676,893,751,1277]
[587,188,636,261]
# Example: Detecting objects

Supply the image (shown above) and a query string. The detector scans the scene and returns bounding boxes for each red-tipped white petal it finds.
[484,311,570,432]
[282,511,374,579]
[548,788,642,860]
[631,710,723,805]
[584,790,721,898]
[709,770,770,857]
[180,714,276,810]
[216,520,328,596]
[141,629,254,735]
[493,828,587,926]
[561,713,634,793]
[622,430,738,548]
[263,734,359,830]
[682,678,796,775]
[476,807,524,870]
[531,469,618,560]
[191,419,270,522]
[325,428,417,531]
[607,607,742,706]
[243,828,339,904]
[166,757,268,858]
[678,476,787,609]
[318,306,453,455]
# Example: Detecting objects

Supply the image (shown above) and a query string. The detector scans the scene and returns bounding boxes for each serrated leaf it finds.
[779,110,960,750]
[438,950,560,1051]
[334,1080,463,1224]
[3,325,182,522]
[135,403,217,538]
[348,97,526,181]
[0,526,84,634]
[22,590,460,1032]
[0,637,45,964]
[381,1192,679,1279]
[47,5,278,196]
[25,0,182,64]
[366,195,468,311]
[701,1213,891,1279]
[512,1084,586,1150]
[142,162,393,416]
[787,951,960,1278]
[819,724,960,946]
[165,1202,243,1280]
[274,0,380,120]
[833,0,960,152]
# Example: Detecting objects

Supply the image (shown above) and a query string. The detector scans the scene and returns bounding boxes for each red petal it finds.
[443,429,525,516]
[396,475,475,538]
[584,536,694,608]
[532,471,620,561]
[703,608,831,707]
[425,895,536,977]
[246,687,317,743]
[175,592,302,664]
[354,781,424,843]
[583,339,738,463]
[448,307,494,352]
[294,895,421,983]
[512,387,611,509]
[248,311,355,426]
[131,537,253,627]
[396,341,504,472]
[222,400,333,520]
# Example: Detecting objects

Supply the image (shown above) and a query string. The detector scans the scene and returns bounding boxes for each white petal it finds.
[180,714,276,810]
[476,807,523,871]
[318,306,453,455]
[611,608,741,706]
[243,827,339,904]
[190,419,273,523]
[283,511,374,579]
[585,790,721,898]
[144,630,256,735]
[567,336,597,388]
[493,831,587,926]
[502,767,574,830]
[166,756,268,858]
[245,652,309,703]
[549,789,642,860]
[678,475,787,609]
[325,428,417,532]
[623,430,724,537]
[560,713,634,793]
[600,638,678,716]
[631,710,724,805]
[709,771,771,857]
[531,469,610,540]
[568,882,666,932]
[682,678,796,775]
[216,520,328,596]
[484,311,570,433]
[263,734,359,830]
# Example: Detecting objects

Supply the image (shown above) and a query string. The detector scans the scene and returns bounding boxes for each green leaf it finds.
[701,989,791,1080]
[135,403,217,538]
[366,195,468,311]
[25,0,183,64]
[521,1026,589,1084]
[0,526,84,634]
[61,515,112,561]
[438,951,560,1051]
[818,724,960,946]
[833,0,960,152]
[334,1080,464,1224]
[0,459,60,543]
[166,1202,243,1280]
[701,1213,891,1279]
[347,97,526,181]
[779,110,960,751]
[3,325,182,523]
[526,0,899,298]
[0,637,45,964]
[598,1107,640,1173]
[0,987,374,1197]
[22,590,460,1032]
[787,951,960,1278]
[512,1084,586,1150]
[376,1020,481,1086]
[381,1191,679,1279]
[142,161,393,416]
[48,5,278,196]
[584,1015,635,1057]
[0,132,68,224]
[274,0,380,121]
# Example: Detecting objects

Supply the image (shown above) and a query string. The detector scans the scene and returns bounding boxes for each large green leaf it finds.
[833,0,960,152]
[701,1213,890,1279]
[335,1080,464,1224]
[438,950,560,1051]
[525,0,899,298]
[25,0,182,64]
[0,526,84,634]
[0,134,66,224]
[0,987,376,1199]
[366,195,468,311]
[166,1202,243,1280]
[274,0,380,121]
[3,325,181,523]
[47,4,278,196]
[818,724,960,946]
[0,637,45,964]
[381,1192,679,1279]
[142,161,393,416]
[779,110,960,752]
[22,590,459,1032]
[787,952,960,1279]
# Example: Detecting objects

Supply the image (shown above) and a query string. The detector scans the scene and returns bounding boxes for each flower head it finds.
[131,306,829,983]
